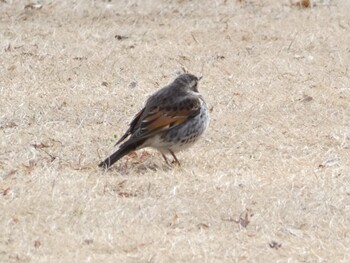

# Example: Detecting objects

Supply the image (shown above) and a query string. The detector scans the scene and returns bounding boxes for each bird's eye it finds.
[192,83,198,92]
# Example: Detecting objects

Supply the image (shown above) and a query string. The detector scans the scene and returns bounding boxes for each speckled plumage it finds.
[99,73,209,169]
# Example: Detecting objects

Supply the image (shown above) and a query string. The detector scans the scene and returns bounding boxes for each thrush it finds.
[98,73,209,169]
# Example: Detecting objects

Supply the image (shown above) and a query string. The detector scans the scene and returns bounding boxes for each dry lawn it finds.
[1,0,350,262]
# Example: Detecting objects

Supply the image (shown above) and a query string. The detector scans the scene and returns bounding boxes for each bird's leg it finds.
[161,153,171,166]
[169,150,181,166]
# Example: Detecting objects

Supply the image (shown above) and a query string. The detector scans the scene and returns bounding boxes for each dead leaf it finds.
[24,3,43,9]
[197,223,209,229]
[292,0,312,8]
[34,240,41,248]
[300,94,313,102]
[73,56,87,61]
[223,211,251,228]
[31,143,50,149]
[179,55,190,61]
[238,212,250,228]
[269,241,282,249]
[128,81,137,89]
[3,187,11,196]
[83,239,93,245]
[118,192,137,198]
[0,121,17,129]
[115,34,128,40]
[127,152,138,159]
[300,0,311,8]
[216,55,225,60]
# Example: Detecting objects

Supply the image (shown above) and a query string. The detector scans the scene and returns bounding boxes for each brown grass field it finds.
[1,0,350,262]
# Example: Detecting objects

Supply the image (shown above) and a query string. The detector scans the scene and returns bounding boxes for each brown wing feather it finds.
[144,112,188,131]
[135,97,201,139]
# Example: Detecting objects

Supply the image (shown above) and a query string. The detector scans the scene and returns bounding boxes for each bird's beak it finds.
[198,76,203,81]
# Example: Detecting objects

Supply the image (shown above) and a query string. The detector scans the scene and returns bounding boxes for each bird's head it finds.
[174,73,202,93]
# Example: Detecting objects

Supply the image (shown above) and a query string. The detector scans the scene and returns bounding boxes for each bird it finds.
[98,73,209,169]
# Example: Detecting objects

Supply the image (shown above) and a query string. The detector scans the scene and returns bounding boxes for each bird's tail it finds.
[98,139,146,169]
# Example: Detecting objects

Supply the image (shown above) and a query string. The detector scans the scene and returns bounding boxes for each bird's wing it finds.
[114,107,145,145]
[133,96,201,139]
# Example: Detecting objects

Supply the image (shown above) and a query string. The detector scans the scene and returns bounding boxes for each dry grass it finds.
[1,0,350,262]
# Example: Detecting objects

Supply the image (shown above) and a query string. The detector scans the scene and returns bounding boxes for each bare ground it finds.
[1,0,350,262]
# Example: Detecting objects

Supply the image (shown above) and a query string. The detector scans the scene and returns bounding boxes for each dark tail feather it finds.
[98,139,145,169]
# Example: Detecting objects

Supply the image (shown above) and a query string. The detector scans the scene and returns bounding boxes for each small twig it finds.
[288,32,298,51]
